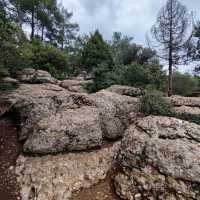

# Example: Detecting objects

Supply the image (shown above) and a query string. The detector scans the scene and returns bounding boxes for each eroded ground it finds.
[0,109,21,200]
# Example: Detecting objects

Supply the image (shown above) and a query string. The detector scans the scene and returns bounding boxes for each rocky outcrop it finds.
[0,77,19,92]
[168,95,200,107]
[90,90,139,139]
[60,79,93,93]
[0,84,138,154]
[166,96,200,125]
[23,106,103,154]
[2,77,200,200]
[106,85,143,97]
[115,116,200,200]
[175,106,200,124]
[15,142,120,200]
[15,68,58,84]
[175,105,200,115]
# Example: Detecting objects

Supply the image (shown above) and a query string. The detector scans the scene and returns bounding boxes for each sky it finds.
[64,0,200,44]
[63,0,200,73]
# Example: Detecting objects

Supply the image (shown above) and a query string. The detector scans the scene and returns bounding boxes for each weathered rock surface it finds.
[0,77,19,91]
[90,90,139,139]
[115,116,200,200]
[60,79,93,93]
[168,95,200,107]
[1,84,138,154]
[175,105,200,115]
[175,106,200,124]
[15,68,58,84]
[0,77,19,85]
[24,106,103,154]
[106,85,143,97]
[15,142,120,200]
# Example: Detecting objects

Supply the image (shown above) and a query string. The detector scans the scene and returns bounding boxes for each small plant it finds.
[140,89,175,116]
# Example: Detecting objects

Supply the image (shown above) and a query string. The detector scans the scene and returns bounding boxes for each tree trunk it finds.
[168,57,173,97]
[168,0,173,97]
[41,26,44,41]
[31,8,35,39]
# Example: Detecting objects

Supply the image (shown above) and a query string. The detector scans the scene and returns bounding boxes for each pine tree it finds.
[151,0,191,96]
[81,30,114,72]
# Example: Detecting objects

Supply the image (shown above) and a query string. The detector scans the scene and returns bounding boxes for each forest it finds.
[1,0,200,96]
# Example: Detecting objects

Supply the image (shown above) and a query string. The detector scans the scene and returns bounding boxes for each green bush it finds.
[0,65,9,78]
[140,89,175,116]
[87,63,166,93]
[20,39,69,79]
[173,72,199,96]
[80,30,114,72]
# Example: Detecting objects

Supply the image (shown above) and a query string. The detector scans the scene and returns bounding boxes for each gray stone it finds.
[2,84,138,154]
[167,95,200,107]
[15,68,58,84]
[23,106,103,154]
[106,85,143,97]
[115,116,200,200]
[16,141,121,200]
[90,90,139,139]
[60,79,93,93]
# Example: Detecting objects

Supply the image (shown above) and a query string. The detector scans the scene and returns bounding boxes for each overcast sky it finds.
[63,0,200,73]
[64,0,200,45]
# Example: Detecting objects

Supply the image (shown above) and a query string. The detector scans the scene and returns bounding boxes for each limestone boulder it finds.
[0,77,19,91]
[33,70,58,84]
[15,68,58,84]
[23,106,103,154]
[90,90,139,139]
[1,84,139,154]
[106,85,143,97]
[115,116,200,200]
[175,105,200,125]
[15,141,121,200]
[60,79,93,93]
[167,95,200,107]
[15,68,36,83]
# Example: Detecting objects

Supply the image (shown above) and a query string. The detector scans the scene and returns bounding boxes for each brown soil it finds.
[71,168,121,200]
[0,113,21,200]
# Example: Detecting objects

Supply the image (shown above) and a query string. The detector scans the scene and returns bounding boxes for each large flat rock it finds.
[115,116,200,200]
[15,142,120,200]
[1,84,138,154]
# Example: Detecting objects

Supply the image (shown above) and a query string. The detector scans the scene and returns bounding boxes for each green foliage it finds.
[80,30,114,72]
[0,0,25,77]
[84,32,165,93]
[86,63,116,92]
[118,63,165,90]
[140,89,175,116]
[0,65,9,78]
[173,72,199,96]
[20,39,69,79]
[87,63,166,92]
[111,32,158,65]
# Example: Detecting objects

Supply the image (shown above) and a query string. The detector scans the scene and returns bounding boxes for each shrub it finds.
[80,30,114,72]
[0,65,9,78]
[140,89,175,116]
[173,72,199,96]
[20,39,69,79]
[87,63,166,93]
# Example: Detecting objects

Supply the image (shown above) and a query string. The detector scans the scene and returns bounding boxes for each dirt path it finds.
[0,115,21,200]
[71,169,121,200]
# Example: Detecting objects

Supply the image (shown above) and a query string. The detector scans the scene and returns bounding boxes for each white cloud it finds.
[64,0,200,45]
[63,0,200,72]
